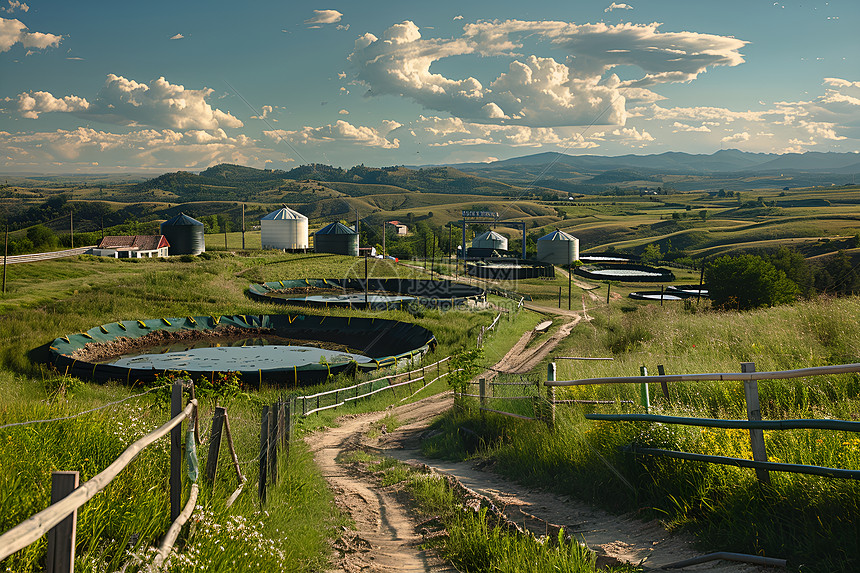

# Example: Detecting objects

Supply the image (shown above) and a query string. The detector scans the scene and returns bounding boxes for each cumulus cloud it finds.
[264,119,401,148]
[12,74,243,130]
[1,0,28,13]
[605,3,633,12]
[336,24,350,31]
[453,15,463,20]
[305,9,342,25]
[0,16,61,52]
[170,33,184,40]
[672,121,711,133]
[338,109,349,115]
[721,131,750,143]
[417,115,599,149]
[348,19,746,128]
[251,105,274,120]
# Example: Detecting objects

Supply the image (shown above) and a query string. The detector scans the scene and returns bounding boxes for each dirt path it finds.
[309,295,769,572]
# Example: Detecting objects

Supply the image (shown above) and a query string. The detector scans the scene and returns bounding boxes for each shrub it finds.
[706,254,799,310]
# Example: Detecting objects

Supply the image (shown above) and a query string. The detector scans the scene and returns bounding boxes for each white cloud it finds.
[337,71,346,79]
[453,15,463,21]
[672,121,711,133]
[349,19,746,128]
[0,127,286,172]
[0,16,61,52]
[251,105,273,120]
[612,126,654,141]
[265,119,401,148]
[605,3,633,12]
[1,1,28,13]
[721,131,750,143]
[170,33,184,40]
[305,10,342,25]
[336,24,350,31]
[338,109,349,115]
[417,115,600,149]
[13,74,243,130]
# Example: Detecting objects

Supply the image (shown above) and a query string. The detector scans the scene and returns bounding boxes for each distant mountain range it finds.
[447,149,860,176]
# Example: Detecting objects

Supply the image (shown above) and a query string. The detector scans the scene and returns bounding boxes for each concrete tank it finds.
[472,230,508,251]
[536,229,579,265]
[314,222,359,256]
[160,212,205,255]
[261,207,308,250]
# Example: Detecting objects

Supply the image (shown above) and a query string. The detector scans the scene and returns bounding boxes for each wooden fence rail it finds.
[0,399,197,562]
[546,360,860,484]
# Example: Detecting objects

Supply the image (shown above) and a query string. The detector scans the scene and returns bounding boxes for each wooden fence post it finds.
[479,377,486,410]
[268,404,278,485]
[170,381,183,522]
[258,406,269,504]
[742,362,771,485]
[657,364,670,402]
[546,362,556,429]
[205,407,226,482]
[277,399,285,447]
[283,398,292,466]
[639,366,650,414]
[46,471,79,573]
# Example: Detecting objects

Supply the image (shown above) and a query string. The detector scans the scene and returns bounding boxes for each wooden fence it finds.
[295,355,453,417]
[546,361,860,483]
[0,380,249,572]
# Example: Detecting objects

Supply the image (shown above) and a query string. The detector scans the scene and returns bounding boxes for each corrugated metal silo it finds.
[472,230,508,251]
[314,222,359,256]
[160,212,205,255]
[536,229,579,265]
[260,207,308,250]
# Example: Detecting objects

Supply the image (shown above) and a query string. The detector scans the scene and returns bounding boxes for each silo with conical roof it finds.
[472,230,508,251]
[315,222,359,256]
[261,207,308,250]
[536,229,579,265]
[160,212,205,255]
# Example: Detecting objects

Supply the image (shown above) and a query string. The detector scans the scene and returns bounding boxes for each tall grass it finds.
[423,296,860,572]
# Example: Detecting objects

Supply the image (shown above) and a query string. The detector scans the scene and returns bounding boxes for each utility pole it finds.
[382,221,386,258]
[70,209,74,249]
[568,264,571,310]
[242,203,246,250]
[364,253,368,308]
[424,235,427,271]
[431,233,436,279]
[3,222,8,295]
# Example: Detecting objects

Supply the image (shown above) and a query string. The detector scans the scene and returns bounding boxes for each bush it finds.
[706,254,799,310]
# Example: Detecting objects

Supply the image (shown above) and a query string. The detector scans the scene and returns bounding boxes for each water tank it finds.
[160,212,205,255]
[261,207,308,250]
[315,222,358,256]
[537,229,579,265]
[472,230,508,251]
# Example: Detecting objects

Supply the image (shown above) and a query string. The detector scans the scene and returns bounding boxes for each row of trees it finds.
[705,247,859,310]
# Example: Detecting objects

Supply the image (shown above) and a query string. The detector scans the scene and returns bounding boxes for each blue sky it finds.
[1,0,858,173]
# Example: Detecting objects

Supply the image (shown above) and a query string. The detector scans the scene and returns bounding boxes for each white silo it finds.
[537,229,579,265]
[260,207,308,250]
[472,230,508,251]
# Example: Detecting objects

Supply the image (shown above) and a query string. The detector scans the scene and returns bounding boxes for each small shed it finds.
[315,222,359,256]
[261,207,309,250]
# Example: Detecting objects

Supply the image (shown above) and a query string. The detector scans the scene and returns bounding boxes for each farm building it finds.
[92,235,170,258]
[160,213,205,255]
[261,207,309,250]
[315,222,359,256]
[385,220,408,235]
[536,229,579,265]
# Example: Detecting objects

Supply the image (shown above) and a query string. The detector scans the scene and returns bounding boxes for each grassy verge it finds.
[422,296,860,572]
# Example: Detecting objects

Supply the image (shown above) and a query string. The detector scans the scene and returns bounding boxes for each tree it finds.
[814,251,859,295]
[27,225,56,249]
[641,243,662,265]
[706,254,800,310]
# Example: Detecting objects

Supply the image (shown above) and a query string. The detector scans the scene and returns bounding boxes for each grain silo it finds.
[160,212,205,255]
[472,230,508,251]
[260,207,308,250]
[536,229,579,265]
[314,222,358,256]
